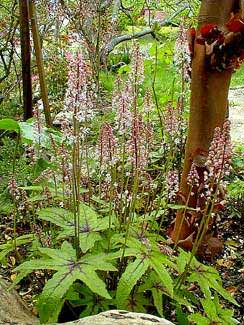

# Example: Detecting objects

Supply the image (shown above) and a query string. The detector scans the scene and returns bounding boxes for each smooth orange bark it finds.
[171,0,238,247]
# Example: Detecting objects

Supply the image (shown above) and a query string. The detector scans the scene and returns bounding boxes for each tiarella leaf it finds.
[0,234,34,261]
[79,232,102,253]
[0,247,13,261]
[151,251,177,270]
[137,271,156,292]
[176,305,189,325]
[126,237,148,251]
[207,277,239,306]
[81,254,117,271]
[79,202,98,225]
[173,291,193,307]
[60,241,76,257]
[188,272,211,299]
[188,313,210,325]
[176,249,188,273]
[167,204,197,211]
[201,298,217,320]
[140,209,165,221]
[189,271,239,306]
[79,304,93,318]
[96,216,111,231]
[149,255,174,297]
[37,268,81,323]
[76,266,111,299]
[38,207,73,228]
[0,118,20,131]
[105,248,141,260]
[19,185,43,191]
[116,257,150,308]
[151,288,163,317]
[14,259,62,271]
[38,244,76,262]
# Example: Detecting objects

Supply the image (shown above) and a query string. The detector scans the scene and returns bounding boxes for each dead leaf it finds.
[9,256,16,266]
[10,273,17,281]
[226,286,238,295]
[216,258,235,268]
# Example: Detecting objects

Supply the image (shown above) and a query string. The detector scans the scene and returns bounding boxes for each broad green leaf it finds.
[19,121,40,143]
[0,234,34,262]
[14,259,64,272]
[39,241,76,261]
[207,277,238,306]
[149,255,174,297]
[38,206,109,252]
[176,249,188,273]
[151,288,163,317]
[0,118,20,131]
[151,251,177,271]
[116,257,150,308]
[201,298,217,320]
[38,207,74,228]
[176,305,188,325]
[188,272,211,299]
[37,269,80,323]
[189,268,238,306]
[14,241,113,323]
[0,195,14,215]
[188,313,210,325]
[81,254,117,272]
[173,291,193,307]
[77,267,111,300]
[107,248,141,260]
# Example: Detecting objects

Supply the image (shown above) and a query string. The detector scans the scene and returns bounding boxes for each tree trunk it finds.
[19,0,33,120]
[29,0,52,127]
[170,0,241,250]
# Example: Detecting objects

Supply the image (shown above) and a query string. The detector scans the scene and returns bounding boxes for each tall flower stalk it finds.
[62,50,94,259]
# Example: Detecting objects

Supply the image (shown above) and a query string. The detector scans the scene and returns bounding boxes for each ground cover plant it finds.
[0,0,244,324]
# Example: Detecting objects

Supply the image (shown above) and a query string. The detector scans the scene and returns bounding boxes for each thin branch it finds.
[102,4,189,56]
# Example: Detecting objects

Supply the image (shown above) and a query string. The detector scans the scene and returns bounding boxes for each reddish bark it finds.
[169,0,244,256]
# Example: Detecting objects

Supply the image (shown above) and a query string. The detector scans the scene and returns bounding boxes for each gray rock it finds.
[0,278,39,325]
[59,310,174,325]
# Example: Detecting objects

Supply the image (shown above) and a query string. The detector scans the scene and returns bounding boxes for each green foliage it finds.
[188,295,239,325]
[0,137,32,192]
[67,283,114,318]
[0,234,33,263]
[0,118,20,131]
[38,204,110,253]
[14,241,115,323]
[231,65,244,87]
[178,250,238,306]
[116,257,150,308]
[1,1,242,323]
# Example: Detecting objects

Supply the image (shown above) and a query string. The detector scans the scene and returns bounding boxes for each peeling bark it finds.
[170,0,238,249]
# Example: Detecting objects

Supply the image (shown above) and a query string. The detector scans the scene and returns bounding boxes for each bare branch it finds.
[102,4,189,57]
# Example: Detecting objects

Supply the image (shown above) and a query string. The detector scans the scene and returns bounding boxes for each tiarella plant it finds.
[0,8,241,324]
[0,40,239,325]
